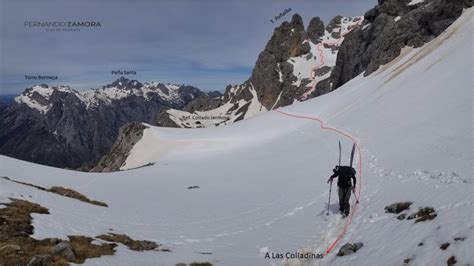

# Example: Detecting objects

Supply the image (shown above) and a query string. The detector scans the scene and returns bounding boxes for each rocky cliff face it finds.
[0,78,212,170]
[249,14,310,109]
[162,14,363,128]
[169,0,471,129]
[330,0,472,88]
[91,122,148,172]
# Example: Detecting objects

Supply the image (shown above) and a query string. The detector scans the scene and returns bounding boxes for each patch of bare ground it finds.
[0,198,115,265]
[1,176,108,207]
[0,198,164,265]
[48,186,108,207]
[96,233,166,252]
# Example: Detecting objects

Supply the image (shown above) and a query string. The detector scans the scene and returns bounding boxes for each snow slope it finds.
[1,9,473,266]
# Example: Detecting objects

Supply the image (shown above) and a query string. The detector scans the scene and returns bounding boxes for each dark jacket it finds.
[330,166,356,188]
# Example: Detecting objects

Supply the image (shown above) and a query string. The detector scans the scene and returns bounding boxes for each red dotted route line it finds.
[274,109,363,257]
[303,18,363,98]
[262,16,365,258]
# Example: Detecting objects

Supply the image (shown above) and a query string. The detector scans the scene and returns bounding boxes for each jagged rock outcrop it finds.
[337,242,364,256]
[326,16,344,39]
[91,122,148,172]
[249,14,310,109]
[162,14,363,128]
[330,0,472,88]
[0,78,210,170]
[155,107,180,128]
[307,17,325,43]
[183,91,223,113]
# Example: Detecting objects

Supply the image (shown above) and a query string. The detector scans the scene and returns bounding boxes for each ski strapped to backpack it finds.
[339,141,342,167]
[348,142,360,204]
[349,142,355,168]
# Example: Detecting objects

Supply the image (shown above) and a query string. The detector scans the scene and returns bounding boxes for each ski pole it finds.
[355,192,360,204]
[326,180,333,215]
[352,187,360,204]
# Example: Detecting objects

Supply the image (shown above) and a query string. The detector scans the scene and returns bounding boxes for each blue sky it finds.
[0,0,376,94]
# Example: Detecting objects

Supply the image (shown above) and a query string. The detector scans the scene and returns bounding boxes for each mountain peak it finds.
[290,13,304,30]
[307,16,325,43]
[108,77,143,90]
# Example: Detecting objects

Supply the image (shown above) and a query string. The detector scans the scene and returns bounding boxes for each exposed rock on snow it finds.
[330,0,472,88]
[336,242,363,256]
[407,207,437,223]
[385,202,437,223]
[447,256,457,265]
[440,242,450,250]
[403,257,413,265]
[0,197,161,264]
[397,213,407,220]
[385,201,413,213]
[48,186,108,207]
[1,176,108,207]
[92,122,149,172]
[96,233,160,251]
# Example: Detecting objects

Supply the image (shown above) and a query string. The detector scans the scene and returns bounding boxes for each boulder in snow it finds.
[407,207,437,223]
[440,242,450,250]
[385,202,413,214]
[447,256,457,266]
[336,242,363,256]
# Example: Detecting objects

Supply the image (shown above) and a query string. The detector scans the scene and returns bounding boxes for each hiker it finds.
[327,165,356,217]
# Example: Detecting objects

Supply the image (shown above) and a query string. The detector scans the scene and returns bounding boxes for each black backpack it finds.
[333,166,356,188]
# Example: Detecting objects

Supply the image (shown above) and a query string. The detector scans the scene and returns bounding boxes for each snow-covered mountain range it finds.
[1,0,467,172]
[1,6,472,265]
[14,80,204,113]
[0,77,219,169]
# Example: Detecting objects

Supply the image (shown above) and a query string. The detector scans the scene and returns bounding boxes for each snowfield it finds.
[1,9,473,266]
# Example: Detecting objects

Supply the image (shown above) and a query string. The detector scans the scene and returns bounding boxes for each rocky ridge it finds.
[162,0,471,129]
[0,78,220,170]
[162,14,363,128]
[329,0,472,88]
[92,122,148,172]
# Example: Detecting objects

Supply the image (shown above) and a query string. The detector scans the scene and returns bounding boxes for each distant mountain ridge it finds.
[0,77,220,169]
